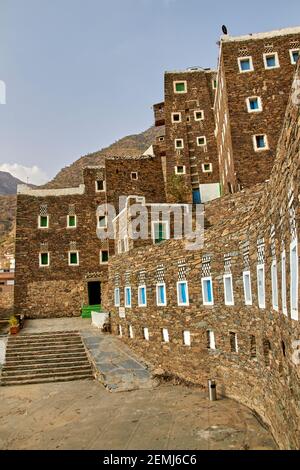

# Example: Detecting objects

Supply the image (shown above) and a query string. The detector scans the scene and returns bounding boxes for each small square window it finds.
[159,136,165,142]
[39,215,49,228]
[183,330,191,347]
[172,112,182,123]
[162,328,169,343]
[290,49,300,65]
[96,180,105,192]
[67,215,76,228]
[247,97,262,113]
[197,136,207,146]
[153,222,168,244]
[69,252,79,266]
[253,134,268,151]
[131,172,138,180]
[138,285,147,307]
[100,250,109,264]
[238,57,254,73]
[175,165,186,175]
[202,163,212,173]
[175,139,184,149]
[156,283,167,306]
[194,110,204,121]
[98,215,107,228]
[174,81,187,93]
[263,53,279,69]
[39,252,49,267]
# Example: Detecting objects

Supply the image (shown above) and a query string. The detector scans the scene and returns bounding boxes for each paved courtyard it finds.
[0,379,276,450]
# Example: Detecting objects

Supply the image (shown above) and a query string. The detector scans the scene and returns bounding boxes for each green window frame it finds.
[69,252,79,265]
[68,215,76,227]
[40,252,49,266]
[39,215,48,228]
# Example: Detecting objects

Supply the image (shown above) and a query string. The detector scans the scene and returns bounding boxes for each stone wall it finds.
[104,73,300,449]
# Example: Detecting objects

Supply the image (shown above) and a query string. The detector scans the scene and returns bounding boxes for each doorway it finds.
[88,281,101,306]
[192,188,201,204]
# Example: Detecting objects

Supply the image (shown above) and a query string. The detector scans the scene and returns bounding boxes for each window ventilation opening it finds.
[250,335,257,359]
[263,339,272,366]
[281,340,286,358]
[229,332,238,353]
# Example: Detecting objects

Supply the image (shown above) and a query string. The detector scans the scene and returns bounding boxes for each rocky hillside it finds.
[44,126,162,189]
[0,195,16,268]
[0,171,24,195]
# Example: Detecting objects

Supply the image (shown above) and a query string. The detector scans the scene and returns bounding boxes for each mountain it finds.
[0,171,24,195]
[44,126,162,189]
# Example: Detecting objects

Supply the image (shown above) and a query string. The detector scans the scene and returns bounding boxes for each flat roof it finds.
[221,26,300,43]
[165,67,216,74]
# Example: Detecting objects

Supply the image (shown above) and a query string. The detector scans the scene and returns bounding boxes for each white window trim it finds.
[100,250,109,265]
[173,80,187,94]
[129,325,134,339]
[176,280,189,307]
[194,110,204,121]
[131,172,138,180]
[162,328,169,343]
[68,251,79,266]
[257,264,266,309]
[201,276,214,306]
[67,214,77,229]
[151,221,170,244]
[246,96,263,113]
[39,252,50,267]
[95,180,106,193]
[174,138,184,149]
[263,52,280,70]
[290,48,300,65]
[171,112,182,123]
[281,250,288,316]
[98,215,107,229]
[202,163,213,173]
[243,271,253,306]
[238,56,254,73]
[118,325,122,337]
[124,286,132,308]
[208,330,216,350]
[183,330,191,347]
[114,287,120,307]
[271,259,279,312]
[143,327,149,341]
[197,136,207,147]
[253,134,269,152]
[175,165,186,175]
[290,238,298,321]
[156,282,167,307]
[138,285,147,307]
[223,273,234,306]
[38,215,49,229]
[212,78,217,90]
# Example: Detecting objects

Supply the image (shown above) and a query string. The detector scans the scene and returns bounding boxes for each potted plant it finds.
[9,316,20,335]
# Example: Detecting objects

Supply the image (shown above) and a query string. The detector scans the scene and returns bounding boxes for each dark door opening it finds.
[192,189,201,204]
[88,281,101,305]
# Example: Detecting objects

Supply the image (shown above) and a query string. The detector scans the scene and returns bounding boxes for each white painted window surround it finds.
[281,250,287,316]
[243,271,252,305]
[290,238,298,321]
[271,259,279,312]
[183,330,191,347]
[224,274,234,306]
[257,264,266,309]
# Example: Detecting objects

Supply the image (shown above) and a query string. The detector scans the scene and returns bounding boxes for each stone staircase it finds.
[0,331,94,386]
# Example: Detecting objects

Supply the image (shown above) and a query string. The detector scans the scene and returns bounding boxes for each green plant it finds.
[9,316,19,327]
[168,175,190,203]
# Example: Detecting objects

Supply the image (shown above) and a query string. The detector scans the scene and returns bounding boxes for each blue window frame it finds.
[264,53,279,69]
[177,281,189,306]
[114,287,120,307]
[125,287,131,308]
[201,277,214,305]
[239,57,253,72]
[156,283,167,306]
[138,285,147,307]
[291,50,299,64]
[249,98,259,110]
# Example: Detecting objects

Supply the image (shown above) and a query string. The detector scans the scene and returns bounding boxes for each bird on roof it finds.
[222,25,228,35]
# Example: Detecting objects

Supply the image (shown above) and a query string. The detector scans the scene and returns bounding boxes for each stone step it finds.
[7,337,83,346]
[3,359,91,371]
[1,367,93,381]
[15,331,80,338]
[1,374,93,386]
[2,364,92,376]
[5,355,90,367]
[5,350,88,361]
[6,344,85,354]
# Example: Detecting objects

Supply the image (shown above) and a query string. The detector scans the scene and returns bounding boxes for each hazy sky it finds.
[1,0,300,184]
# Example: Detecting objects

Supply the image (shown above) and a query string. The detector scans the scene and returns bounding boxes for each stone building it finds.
[104,65,300,449]
[0,269,14,318]
[215,26,300,194]
[154,68,220,204]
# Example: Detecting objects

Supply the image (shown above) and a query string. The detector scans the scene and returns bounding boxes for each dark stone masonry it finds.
[14,27,300,449]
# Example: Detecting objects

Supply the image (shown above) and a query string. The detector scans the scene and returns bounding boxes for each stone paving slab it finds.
[81,330,156,392]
